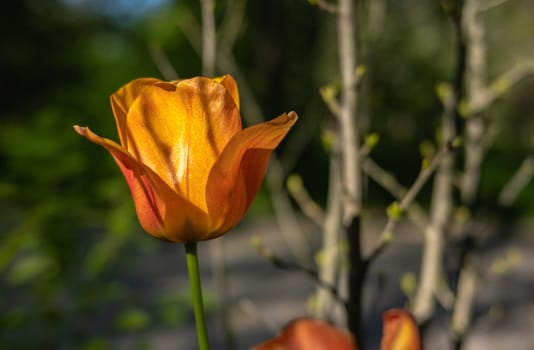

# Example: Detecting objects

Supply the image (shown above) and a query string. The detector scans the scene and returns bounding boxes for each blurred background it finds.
[2,0,534,349]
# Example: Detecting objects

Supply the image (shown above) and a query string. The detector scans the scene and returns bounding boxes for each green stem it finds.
[185,242,210,350]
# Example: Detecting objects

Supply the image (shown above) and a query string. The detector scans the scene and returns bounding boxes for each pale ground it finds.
[108,216,534,350]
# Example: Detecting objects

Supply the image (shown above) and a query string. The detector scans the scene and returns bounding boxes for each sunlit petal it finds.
[110,78,176,147]
[124,77,242,211]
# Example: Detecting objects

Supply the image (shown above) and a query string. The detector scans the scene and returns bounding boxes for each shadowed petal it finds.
[213,74,240,110]
[123,77,242,212]
[73,125,211,243]
[206,112,298,237]
[381,309,422,350]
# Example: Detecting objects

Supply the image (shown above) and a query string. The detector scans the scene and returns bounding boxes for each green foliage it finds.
[6,252,57,286]
[490,247,523,276]
[286,174,304,194]
[387,201,402,220]
[400,273,418,299]
[320,129,337,152]
[364,132,380,150]
[320,84,339,104]
[115,308,151,332]
[82,338,108,350]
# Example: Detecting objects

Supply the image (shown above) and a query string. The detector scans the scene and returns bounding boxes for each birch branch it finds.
[475,60,534,113]
[362,157,429,230]
[412,1,465,323]
[314,147,345,324]
[251,236,345,303]
[309,0,338,14]
[498,155,534,206]
[200,0,216,77]
[286,174,325,228]
[453,1,488,345]
[336,0,364,346]
[451,255,478,349]
[461,0,487,206]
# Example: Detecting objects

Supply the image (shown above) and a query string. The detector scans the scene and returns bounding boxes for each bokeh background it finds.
[2,0,534,349]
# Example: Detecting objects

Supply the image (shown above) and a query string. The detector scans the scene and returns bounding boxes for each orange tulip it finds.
[74,75,297,243]
[252,318,357,350]
[381,309,422,350]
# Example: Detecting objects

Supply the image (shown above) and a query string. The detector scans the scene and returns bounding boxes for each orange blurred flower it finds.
[74,75,297,243]
[252,318,357,350]
[381,309,422,350]
[251,309,421,350]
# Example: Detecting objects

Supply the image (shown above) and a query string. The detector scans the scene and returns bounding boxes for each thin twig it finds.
[252,237,346,305]
[219,0,246,50]
[367,141,456,262]
[320,84,341,117]
[362,157,429,230]
[286,174,325,228]
[476,60,534,113]
[148,43,179,80]
[310,0,338,14]
[200,0,216,76]
[237,299,280,334]
[315,147,345,324]
[461,0,487,206]
[176,9,201,53]
[498,155,534,206]
[435,275,456,310]
[451,254,478,348]
[478,0,513,12]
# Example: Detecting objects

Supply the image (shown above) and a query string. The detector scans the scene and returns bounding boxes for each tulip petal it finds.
[381,309,422,350]
[213,75,240,110]
[73,125,210,243]
[122,77,242,212]
[206,112,298,237]
[252,318,356,350]
[111,78,178,149]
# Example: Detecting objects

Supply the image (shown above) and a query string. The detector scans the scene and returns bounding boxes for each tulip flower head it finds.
[381,309,422,350]
[252,308,422,350]
[252,318,357,350]
[74,75,297,243]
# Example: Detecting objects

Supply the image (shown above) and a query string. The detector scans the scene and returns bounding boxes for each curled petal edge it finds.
[206,111,298,237]
[213,74,240,110]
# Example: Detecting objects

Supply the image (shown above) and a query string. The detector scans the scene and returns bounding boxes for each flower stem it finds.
[185,242,210,350]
